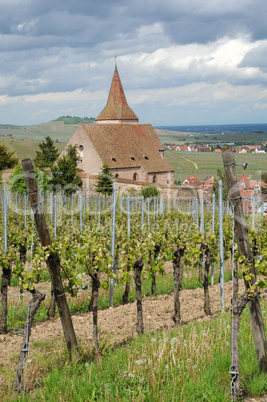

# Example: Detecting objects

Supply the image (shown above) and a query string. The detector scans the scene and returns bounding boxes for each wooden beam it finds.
[22,159,79,360]
[222,146,267,372]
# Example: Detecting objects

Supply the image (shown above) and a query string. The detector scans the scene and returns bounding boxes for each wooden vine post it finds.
[222,147,267,373]
[22,159,80,361]
[14,289,46,392]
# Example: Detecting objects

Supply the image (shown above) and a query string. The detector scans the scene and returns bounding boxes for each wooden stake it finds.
[21,159,79,361]
[222,146,267,372]
[14,289,46,392]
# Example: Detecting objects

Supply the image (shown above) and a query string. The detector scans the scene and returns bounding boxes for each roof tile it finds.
[81,123,173,173]
[96,67,138,122]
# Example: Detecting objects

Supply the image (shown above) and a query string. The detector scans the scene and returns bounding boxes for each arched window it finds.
[78,145,84,157]
[133,173,137,181]
[115,173,119,178]
[153,175,157,183]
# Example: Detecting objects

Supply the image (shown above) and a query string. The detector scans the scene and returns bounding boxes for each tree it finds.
[50,145,82,195]
[33,136,59,169]
[7,164,48,194]
[140,184,160,199]
[261,172,267,183]
[0,145,18,171]
[95,163,114,196]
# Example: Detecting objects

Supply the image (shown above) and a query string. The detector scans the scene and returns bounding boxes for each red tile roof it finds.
[80,123,173,173]
[245,180,258,190]
[203,177,214,184]
[184,175,202,186]
[96,67,139,122]
[240,189,255,198]
[238,175,250,182]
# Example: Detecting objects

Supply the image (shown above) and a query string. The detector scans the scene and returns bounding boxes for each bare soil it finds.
[0,280,235,374]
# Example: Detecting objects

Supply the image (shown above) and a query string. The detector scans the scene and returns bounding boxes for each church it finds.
[61,66,174,188]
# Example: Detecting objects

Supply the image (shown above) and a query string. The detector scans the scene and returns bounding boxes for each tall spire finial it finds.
[115,53,117,69]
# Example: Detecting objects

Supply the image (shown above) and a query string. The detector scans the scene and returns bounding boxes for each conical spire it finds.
[96,67,139,124]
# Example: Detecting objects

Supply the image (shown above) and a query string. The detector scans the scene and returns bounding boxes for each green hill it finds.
[53,115,95,124]
[0,115,97,162]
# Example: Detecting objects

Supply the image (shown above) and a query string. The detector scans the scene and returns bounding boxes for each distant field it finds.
[165,150,267,181]
[0,120,77,161]
[156,129,267,146]
[0,138,66,161]
[0,120,77,143]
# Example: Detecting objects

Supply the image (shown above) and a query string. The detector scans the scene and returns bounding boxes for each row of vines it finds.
[1,189,266,332]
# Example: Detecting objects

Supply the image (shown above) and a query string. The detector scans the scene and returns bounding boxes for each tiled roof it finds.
[96,67,139,122]
[80,123,173,173]
[245,180,258,190]
[203,177,214,184]
[238,175,250,182]
[240,189,255,198]
[184,175,201,184]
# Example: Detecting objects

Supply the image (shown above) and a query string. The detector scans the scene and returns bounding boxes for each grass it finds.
[3,301,267,401]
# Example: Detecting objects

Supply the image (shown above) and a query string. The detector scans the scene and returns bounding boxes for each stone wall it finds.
[80,174,202,200]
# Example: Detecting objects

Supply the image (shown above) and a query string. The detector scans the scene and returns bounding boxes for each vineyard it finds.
[165,150,267,182]
[1,165,267,400]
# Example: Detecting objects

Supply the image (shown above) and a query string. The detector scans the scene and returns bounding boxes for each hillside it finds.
[53,115,95,124]
[1,118,267,178]
[0,118,80,161]
[155,124,267,146]
[164,149,267,182]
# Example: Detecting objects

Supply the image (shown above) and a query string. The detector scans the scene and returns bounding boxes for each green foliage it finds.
[7,164,49,194]
[126,187,138,196]
[261,172,267,183]
[0,144,18,171]
[33,136,59,169]
[50,144,82,195]
[95,163,114,196]
[140,184,160,198]
[53,115,95,124]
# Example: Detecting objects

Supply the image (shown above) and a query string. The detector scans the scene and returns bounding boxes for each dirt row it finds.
[0,281,235,371]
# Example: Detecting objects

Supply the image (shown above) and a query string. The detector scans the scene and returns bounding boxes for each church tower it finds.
[96,66,139,125]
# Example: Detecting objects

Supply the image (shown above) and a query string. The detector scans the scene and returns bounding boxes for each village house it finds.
[255,148,265,154]
[237,174,267,214]
[60,66,174,188]
[196,146,211,152]
[235,148,247,153]
[183,175,202,186]
[238,145,265,153]
[181,175,214,202]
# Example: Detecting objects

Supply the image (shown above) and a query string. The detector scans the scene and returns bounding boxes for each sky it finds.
[0,0,267,126]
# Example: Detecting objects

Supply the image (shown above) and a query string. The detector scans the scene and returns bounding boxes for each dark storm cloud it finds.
[240,43,267,73]
[1,0,266,45]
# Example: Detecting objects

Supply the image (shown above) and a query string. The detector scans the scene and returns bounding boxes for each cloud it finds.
[0,0,267,125]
